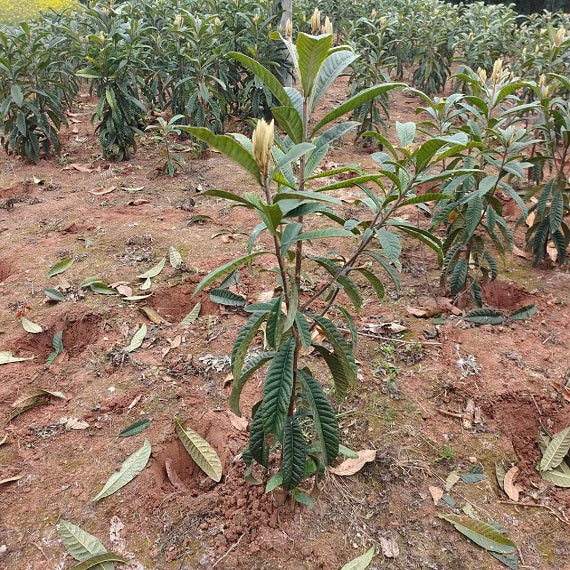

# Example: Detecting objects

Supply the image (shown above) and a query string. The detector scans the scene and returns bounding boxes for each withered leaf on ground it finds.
[330,449,376,476]
[503,466,524,502]
[429,485,444,505]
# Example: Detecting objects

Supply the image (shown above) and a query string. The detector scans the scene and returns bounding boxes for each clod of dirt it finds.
[13,313,101,358]
[0,259,12,282]
[482,280,533,311]
[150,283,219,321]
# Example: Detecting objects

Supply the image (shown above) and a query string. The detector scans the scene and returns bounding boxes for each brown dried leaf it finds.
[405,306,428,318]
[140,307,171,325]
[429,485,444,505]
[226,410,248,431]
[116,285,133,297]
[379,536,399,558]
[503,466,523,502]
[169,335,182,349]
[164,458,188,491]
[256,290,275,304]
[0,475,22,485]
[513,245,531,259]
[89,186,116,196]
[330,449,376,476]
[62,163,95,173]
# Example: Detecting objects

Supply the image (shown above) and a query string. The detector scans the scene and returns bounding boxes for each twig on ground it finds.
[212,532,245,567]
[497,500,570,527]
[337,326,442,346]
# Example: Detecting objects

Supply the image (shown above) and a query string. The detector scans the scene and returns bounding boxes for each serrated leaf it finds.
[52,330,64,353]
[124,325,146,353]
[0,351,35,365]
[209,288,247,306]
[249,401,269,468]
[45,288,65,301]
[464,308,504,325]
[89,282,117,295]
[48,258,74,278]
[180,303,201,326]
[169,246,183,269]
[119,419,151,437]
[21,317,42,334]
[137,258,166,279]
[57,520,111,569]
[439,514,516,554]
[231,312,268,388]
[540,460,570,487]
[263,338,295,436]
[70,554,128,570]
[540,426,570,472]
[508,305,537,321]
[230,352,275,416]
[340,546,375,570]
[175,419,222,482]
[282,416,306,491]
[92,440,151,501]
[265,471,283,493]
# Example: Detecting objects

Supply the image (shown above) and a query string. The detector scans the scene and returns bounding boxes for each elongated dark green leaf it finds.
[70,554,128,570]
[119,419,151,437]
[230,352,275,416]
[209,288,247,307]
[249,402,269,468]
[275,142,315,171]
[313,121,360,149]
[175,419,222,482]
[364,250,400,290]
[48,258,74,278]
[296,32,333,97]
[298,369,339,465]
[450,259,468,295]
[295,312,313,349]
[92,440,151,501]
[376,229,401,267]
[45,288,65,301]
[194,252,267,296]
[292,228,355,242]
[262,338,295,436]
[312,49,357,111]
[231,311,268,383]
[540,427,570,472]
[266,295,283,350]
[228,52,292,108]
[395,121,416,147]
[550,189,564,234]
[90,282,117,295]
[508,305,537,321]
[312,83,404,135]
[271,106,303,144]
[540,460,570,487]
[282,416,307,491]
[438,514,516,554]
[400,193,452,207]
[464,308,504,325]
[182,127,261,184]
[337,305,358,350]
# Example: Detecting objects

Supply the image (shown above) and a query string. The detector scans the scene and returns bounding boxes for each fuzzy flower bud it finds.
[253,14,259,25]
[491,58,503,83]
[174,14,182,29]
[252,119,274,178]
[321,16,333,35]
[477,67,487,84]
[370,9,377,19]
[310,8,321,34]
[554,27,566,47]
[214,17,221,27]
[379,16,387,28]
[285,18,292,38]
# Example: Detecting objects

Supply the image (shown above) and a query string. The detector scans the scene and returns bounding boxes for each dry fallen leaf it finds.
[525,211,536,227]
[405,306,429,317]
[116,285,133,297]
[62,163,95,173]
[0,475,22,485]
[164,458,188,491]
[513,245,531,259]
[503,466,524,502]
[60,417,90,430]
[226,410,248,431]
[256,290,275,304]
[169,335,182,349]
[128,199,150,206]
[330,449,376,476]
[89,186,116,196]
[429,485,444,505]
[140,307,171,325]
[379,536,399,558]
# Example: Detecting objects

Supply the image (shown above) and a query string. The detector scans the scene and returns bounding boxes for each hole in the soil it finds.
[0,259,12,282]
[150,282,219,322]
[152,439,198,491]
[13,313,101,358]
[482,280,533,311]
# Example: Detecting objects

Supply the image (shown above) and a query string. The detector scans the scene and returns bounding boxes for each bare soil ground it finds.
[0,83,569,570]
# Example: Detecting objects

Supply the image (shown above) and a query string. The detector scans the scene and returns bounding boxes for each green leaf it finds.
[313,121,360,149]
[395,121,416,146]
[175,419,223,482]
[137,258,166,279]
[228,52,292,108]
[340,546,375,570]
[262,338,295,436]
[540,426,570,472]
[11,85,24,107]
[550,189,564,234]
[439,514,517,554]
[295,312,313,349]
[491,552,519,570]
[265,471,284,493]
[0,351,35,365]
[298,369,339,466]
[339,444,359,459]
[45,288,65,302]
[231,311,268,387]
[180,303,201,326]
[508,305,537,321]
[249,401,269,468]
[282,416,307,491]
[209,288,247,307]
[92,440,151,502]
[57,520,110,568]
[21,318,42,334]
[52,330,64,353]
[271,106,303,144]
[274,142,315,172]
[450,259,468,295]
[118,419,151,437]
[70,554,128,570]
[124,324,147,353]
[296,32,333,98]
[464,308,504,325]
[311,49,357,111]
[400,193,452,207]
[312,83,404,136]
[201,189,255,209]
[47,257,74,278]
[292,228,355,242]
[540,460,570,487]
[230,352,275,416]
[376,229,401,268]
[194,252,267,296]
[80,277,101,289]
[89,282,117,295]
